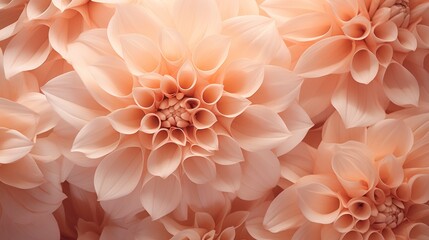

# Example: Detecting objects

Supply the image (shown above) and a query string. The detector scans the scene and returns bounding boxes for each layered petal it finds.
[147,142,182,178]
[0,128,33,164]
[383,62,419,107]
[0,156,44,189]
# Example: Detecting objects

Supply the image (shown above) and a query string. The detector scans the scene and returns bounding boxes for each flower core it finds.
[371,196,405,230]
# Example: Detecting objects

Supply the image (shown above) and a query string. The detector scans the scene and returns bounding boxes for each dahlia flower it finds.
[251,110,429,239]
[261,0,429,127]
[42,0,313,220]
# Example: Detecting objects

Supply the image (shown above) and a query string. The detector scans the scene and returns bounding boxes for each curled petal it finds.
[132,87,156,112]
[194,128,218,151]
[200,84,223,105]
[383,62,419,107]
[371,21,398,43]
[408,174,429,204]
[342,15,371,40]
[192,34,230,76]
[294,36,355,78]
[350,47,379,84]
[333,211,355,233]
[374,44,393,67]
[0,128,33,164]
[177,61,197,95]
[141,174,182,220]
[169,128,186,146]
[211,135,243,165]
[27,0,56,20]
[94,147,143,201]
[210,163,241,193]
[0,97,39,139]
[150,128,169,150]
[108,107,144,134]
[72,117,120,159]
[278,12,332,42]
[0,156,44,189]
[159,28,187,67]
[140,113,161,134]
[231,105,290,152]
[52,0,87,11]
[183,156,216,184]
[147,142,182,178]
[326,0,358,22]
[391,29,417,53]
[214,94,250,118]
[347,197,372,220]
[191,108,217,129]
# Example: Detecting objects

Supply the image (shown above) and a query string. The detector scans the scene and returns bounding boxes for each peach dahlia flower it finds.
[250,111,429,240]
[261,0,429,128]
[42,0,313,220]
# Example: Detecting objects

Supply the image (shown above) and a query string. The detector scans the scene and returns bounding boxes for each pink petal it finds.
[331,141,376,198]
[294,36,355,78]
[100,226,134,240]
[100,184,144,219]
[26,0,56,20]
[0,214,60,240]
[30,137,61,163]
[183,156,216,184]
[147,142,182,178]
[263,186,306,232]
[3,24,51,78]
[341,15,371,40]
[94,147,143,201]
[292,222,323,240]
[52,0,87,11]
[141,174,182,220]
[209,163,241,193]
[210,135,244,165]
[72,117,121,159]
[383,62,419,107]
[192,34,231,76]
[409,174,429,204]
[0,128,33,164]
[332,76,385,128]
[182,178,226,216]
[321,112,366,144]
[278,143,315,183]
[231,105,290,151]
[0,98,39,139]
[173,0,222,48]
[107,106,144,134]
[237,150,280,200]
[350,46,379,84]
[0,156,44,189]
[249,65,303,113]
[42,71,108,129]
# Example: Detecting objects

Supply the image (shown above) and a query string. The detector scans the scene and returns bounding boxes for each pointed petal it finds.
[210,135,244,165]
[0,156,44,189]
[108,106,144,134]
[0,98,39,139]
[72,117,120,159]
[41,71,108,129]
[237,150,280,200]
[278,12,332,42]
[350,47,379,84]
[0,214,60,240]
[321,112,366,144]
[147,142,182,178]
[0,128,33,164]
[141,174,182,220]
[294,36,355,78]
[231,105,290,152]
[214,93,250,118]
[94,147,143,201]
[192,34,230,76]
[210,163,241,193]
[183,156,216,184]
[383,62,419,107]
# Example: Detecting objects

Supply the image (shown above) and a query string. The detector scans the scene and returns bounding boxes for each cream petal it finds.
[331,141,376,198]
[409,174,429,204]
[42,71,108,129]
[52,0,88,11]
[210,163,241,193]
[332,76,385,128]
[214,94,250,118]
[231,105,290,152]
[3,24,51,78]
[0,156,44,189]
[294,36,355,78]
[173,0,222,48]
[250,65,303,113]
[183,155,216,184]
[94,147,143,201]
[147,142,182,178]
[159,28,187,68]
[192,34,230,77]
[263,186,306,232]
[350,47,379,84]
[72,117,120,159]
[0,128,33,164]
[383,62,419,107]
[0,98,39,139]
[237,150,280,200]
[108,107,144,135]
[200,84,223,106]
[219,59,264,98]
[260,0,324,21]
[210,135,243,165]
[191,108,217,129]
[119,34,161,75]
[141,174,182,220]
[278,12,332,42]
[368,119,413,160]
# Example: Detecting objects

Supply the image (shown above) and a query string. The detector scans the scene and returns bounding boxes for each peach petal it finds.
[383,62,419,107]
[392,29,417,52]
[72,117,121,159]
[341,231,363,240]
[393,183,411,202]
[169,128,186,146]
[347,197,372,220]
[293,222,324,240]
[191,108,217,129]
[263,186,306,232]
[132,87,156,113]
[100,183,144,219]
[231,105,290,151]
[0,214,60,240]
[374,44,393,67]
[140,113,161,134]
[42,71,108,129]
[322,112,366,144]
[278,12,332,42]
[249,65,303,113]
[100,226,134,240]
[214,94,250,118]
[237,150,280,200]
[260,0,325,21]
[0,128,33,164]
[173,0,221,48]
[326,0,358,22]
[94,147,143,201]
[159,28,187,67]
[218,227,235,240]
[0,5,25,41]
[150,128,169,150]
[371,21,398,43]
[414,25,429,48]
[0,156,44,189]
[183,156,216,184]
[107,107,144,135]
[220,59,264,98]
[30,137,61,163]
[147,142,182,178]
[246,217,294,240]
[171,230,200,240]
[223,211,249,229]
[194,212,215,230]
[332,76,385,128]
[0,98,39,139]
[210,135,243,165]
[408,174,429,204]
[3,24,51,78]
[209,163,241,193]
[192,34,230,77]
[26,0,56,20]
[332,141,376,198]
[200,84,223,106]
[182,178,226,216]
[350,46,379,84]
[364,231,384,240]
[52,0,87,11]
[343,15,371,39]
[119,33,161,75]
[141,174,182,220]
[194,128,219,151]
[278,143,315,183]
[294,36,355,78]
[176,61,197,95]
[334,211,355,233]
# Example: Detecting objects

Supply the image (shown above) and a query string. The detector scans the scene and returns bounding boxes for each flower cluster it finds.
[1,0,429,239]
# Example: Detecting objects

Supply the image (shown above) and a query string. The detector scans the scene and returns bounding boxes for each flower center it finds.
[155,93,192,129]
[390,0,410,27]
[371,196,405,230]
